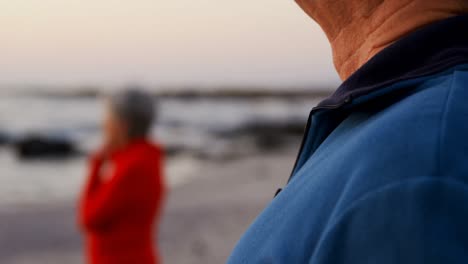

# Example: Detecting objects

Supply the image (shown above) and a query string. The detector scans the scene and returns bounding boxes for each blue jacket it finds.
[228,16,468,263]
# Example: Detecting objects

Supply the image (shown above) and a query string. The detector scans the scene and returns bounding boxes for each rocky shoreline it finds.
[0,117,306,160]
[15,87,332,100]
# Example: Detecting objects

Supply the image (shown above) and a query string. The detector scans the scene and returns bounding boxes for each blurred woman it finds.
[79,89,166,264]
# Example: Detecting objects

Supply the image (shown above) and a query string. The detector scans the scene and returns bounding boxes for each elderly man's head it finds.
[104,89,156,149]
[295,0,468,79]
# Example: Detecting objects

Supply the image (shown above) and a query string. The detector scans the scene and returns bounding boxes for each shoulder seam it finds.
[309,177,468,262]
[329,177,468,228]
[436,71,456,177]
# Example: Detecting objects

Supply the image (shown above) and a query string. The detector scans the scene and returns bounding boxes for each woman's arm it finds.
[78,153,105,229]
[82,154,105,196]
[80,159,154,231]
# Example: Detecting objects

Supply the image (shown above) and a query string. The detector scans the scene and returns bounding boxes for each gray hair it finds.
[109,89,156,139]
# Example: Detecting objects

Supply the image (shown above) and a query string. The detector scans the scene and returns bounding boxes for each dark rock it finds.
[13,134,79,159]
[164,145,187,157]
[215,119,305,151]
[217,119,306,138]
[247,119,306,136]
[0,131,10,145]
[253,134,289,151]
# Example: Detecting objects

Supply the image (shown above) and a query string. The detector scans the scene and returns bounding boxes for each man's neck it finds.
[311,0,467,80]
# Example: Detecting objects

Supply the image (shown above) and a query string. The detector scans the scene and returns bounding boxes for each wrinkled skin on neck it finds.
[295,0,468,80]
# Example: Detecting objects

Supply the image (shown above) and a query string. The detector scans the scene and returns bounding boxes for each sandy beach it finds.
[0,147,297,264]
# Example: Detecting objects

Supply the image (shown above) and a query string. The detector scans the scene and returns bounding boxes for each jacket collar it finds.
[282,15,468,188]
[316,15,468,111]
[110,138,150,162]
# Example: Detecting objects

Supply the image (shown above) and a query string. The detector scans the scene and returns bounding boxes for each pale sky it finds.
[0,0,340,89]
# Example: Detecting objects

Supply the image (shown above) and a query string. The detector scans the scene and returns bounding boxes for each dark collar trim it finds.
[315,15,468,110]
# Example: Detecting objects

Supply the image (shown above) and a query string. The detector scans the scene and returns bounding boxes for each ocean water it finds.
[0,94,320,206]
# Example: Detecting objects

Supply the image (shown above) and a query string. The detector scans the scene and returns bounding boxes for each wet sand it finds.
[0,148,296,264]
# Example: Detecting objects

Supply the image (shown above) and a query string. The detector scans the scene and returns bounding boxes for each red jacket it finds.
[79,139,166,264]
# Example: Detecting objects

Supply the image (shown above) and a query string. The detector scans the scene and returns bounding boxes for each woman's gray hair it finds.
[109,89,156,139]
